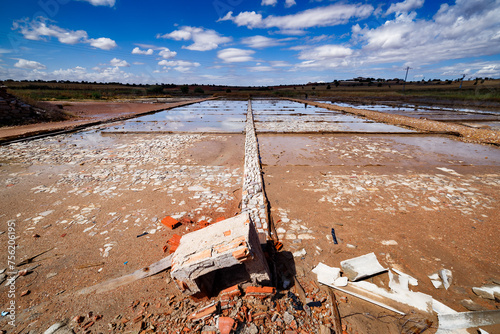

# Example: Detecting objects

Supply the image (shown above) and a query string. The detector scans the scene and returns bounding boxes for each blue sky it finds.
[0,0,499,85]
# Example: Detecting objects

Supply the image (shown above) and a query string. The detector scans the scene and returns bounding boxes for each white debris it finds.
[340,252,387,281]
[472,285,500,300]
[293,249,307,257]
[429,269,452,290]
[312,263,341,285]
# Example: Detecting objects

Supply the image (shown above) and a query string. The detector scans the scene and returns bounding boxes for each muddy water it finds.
[259,134,500,167]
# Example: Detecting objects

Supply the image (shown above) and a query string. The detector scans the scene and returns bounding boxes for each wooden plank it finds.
[78,255,173,295]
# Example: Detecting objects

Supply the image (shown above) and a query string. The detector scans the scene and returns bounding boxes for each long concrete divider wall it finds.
[242,100,269,241]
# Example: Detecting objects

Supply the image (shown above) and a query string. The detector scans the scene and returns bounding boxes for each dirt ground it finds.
[260,134,500,329]
[0,99,499,334]
[0,130,246,333]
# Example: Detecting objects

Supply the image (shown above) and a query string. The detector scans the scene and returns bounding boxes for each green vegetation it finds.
[3,78,499,105]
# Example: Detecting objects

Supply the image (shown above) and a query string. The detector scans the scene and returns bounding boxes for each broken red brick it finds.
[180,217,193,225]
[245,286,276,299]
[218,317,235,334]
[169,245,179,254]
[216,217,226,223]
[161,216,181,230]
[198,220,211,229]
[81,321,94,331]
[219,284,241,300]
[188,304,218,321]
[232,248,250,261]
[166,234,182,253]
[223,230,231,236]
[167,234,181,245]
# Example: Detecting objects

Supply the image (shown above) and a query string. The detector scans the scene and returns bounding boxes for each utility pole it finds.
[459,74,466,89]
[403,66,411,93]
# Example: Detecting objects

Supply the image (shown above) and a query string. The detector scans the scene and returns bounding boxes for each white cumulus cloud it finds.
[158,59,200,72]
[110,58,130,67]
[132,47,154,55]
[262,0,277,6]
[14,59,47,70]
[217,48,255,63]
[299,45,353,60]
[79,0,115,7]
[219,11,263,28]
[241,35,292,48]
[89,37,117,50]
[158,48,177,59]
[294,0,500,72]
[158,26,231,51]
[285,0,296,8]
[12,17,117,50]
[386,0,425,15]
[219,4,374,31]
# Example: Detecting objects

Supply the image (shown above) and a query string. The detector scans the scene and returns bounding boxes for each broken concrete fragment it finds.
[171,213,271,296]
[472,285,500,300]
[161,216,181,229]
[340,252,387,281]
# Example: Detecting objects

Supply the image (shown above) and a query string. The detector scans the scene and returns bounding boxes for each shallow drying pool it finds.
[104,99,247,133]
[252,99,415,133]
[316,100,500,130]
